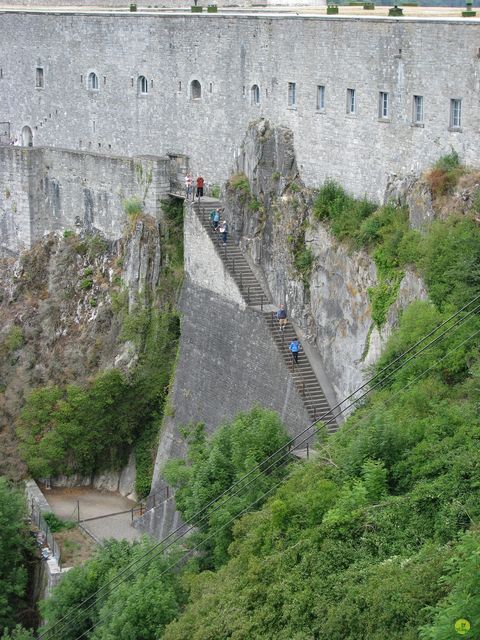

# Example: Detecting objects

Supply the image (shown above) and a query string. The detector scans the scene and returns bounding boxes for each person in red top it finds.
[196,175,204,199]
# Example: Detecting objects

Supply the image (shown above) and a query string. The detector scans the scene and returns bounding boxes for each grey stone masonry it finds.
[1,13,479,201]
[194,198,337,428]
[0,146,171,255]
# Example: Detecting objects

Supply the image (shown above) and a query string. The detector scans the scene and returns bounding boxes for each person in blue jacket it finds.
[289,338,300,364]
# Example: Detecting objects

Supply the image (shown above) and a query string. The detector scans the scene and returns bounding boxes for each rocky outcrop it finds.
[0,219,160,481]
[226,120,428,404]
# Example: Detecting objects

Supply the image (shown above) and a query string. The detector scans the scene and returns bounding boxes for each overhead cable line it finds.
[39,294,480,640]
[71,320,480,640]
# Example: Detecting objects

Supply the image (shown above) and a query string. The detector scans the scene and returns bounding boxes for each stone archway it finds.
[21,126,33,147]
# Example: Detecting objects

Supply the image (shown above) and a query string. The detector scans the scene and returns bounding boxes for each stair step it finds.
[194,201,335,425]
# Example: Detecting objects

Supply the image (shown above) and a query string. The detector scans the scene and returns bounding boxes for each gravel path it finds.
[45,486,142,542]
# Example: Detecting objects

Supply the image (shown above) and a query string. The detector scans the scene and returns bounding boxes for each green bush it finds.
[43,512,75,533]
[39,539,183,640]
[293,246,315,283]
[79,278,93,291]
[123,197,143,218]
[210,184,221,198]
[17,370,139,478]
[228,173,251,201]
[426,151,465,198]
[1,326,24,355]
[313,181,376,246]
[164,407,290,568]
[418,218,480,311]
[0,479,30,632]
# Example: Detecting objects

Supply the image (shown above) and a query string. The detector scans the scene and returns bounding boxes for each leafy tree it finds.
[1,626,35,640]
[420,530,480,640]
[40,539,183,640]
[418,218,480,311]
[0,479,29,635]
[164,407,291,568]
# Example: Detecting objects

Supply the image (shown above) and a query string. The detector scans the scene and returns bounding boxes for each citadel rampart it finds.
[0,145,171,254]
[1,12,479,200]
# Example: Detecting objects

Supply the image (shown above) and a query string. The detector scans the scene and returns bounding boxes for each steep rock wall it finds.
[227,120,428,403]
[0,217,161,480]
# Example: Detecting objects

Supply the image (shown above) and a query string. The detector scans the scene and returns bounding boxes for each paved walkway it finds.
[45,486,141,542]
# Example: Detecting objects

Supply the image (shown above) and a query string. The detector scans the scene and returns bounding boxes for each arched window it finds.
[251,84,260,105]
[88,72,99,90]
[21,125,33,147]
[138,75,148,95]
[191,80,201,100]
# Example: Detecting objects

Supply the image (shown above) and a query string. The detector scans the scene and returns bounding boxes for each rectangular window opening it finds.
[178,81,182,92]
[347,88,355,115]
[413,95,424,124]
[288,82,296,108]
[36,67,44,88]
[450,98,462,129]
[379,91,389,119]
[316,85,325,111]
[209,82,213,93]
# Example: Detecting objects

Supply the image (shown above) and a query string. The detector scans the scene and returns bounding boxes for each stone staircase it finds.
[194,199,337,433]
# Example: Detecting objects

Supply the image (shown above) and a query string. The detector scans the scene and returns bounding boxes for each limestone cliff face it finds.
[227,120,428,404]
[0,219,161,482]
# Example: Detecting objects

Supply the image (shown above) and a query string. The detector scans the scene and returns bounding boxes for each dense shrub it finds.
[0,479,30,635]
[38,539,183,640]
[164,407,291,568]
[313,180,376,245]
[425,150,465,198]
[418,218,480,311]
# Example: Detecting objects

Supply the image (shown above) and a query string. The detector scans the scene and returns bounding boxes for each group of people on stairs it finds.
[275,305,301,364]
[209,207,228,245]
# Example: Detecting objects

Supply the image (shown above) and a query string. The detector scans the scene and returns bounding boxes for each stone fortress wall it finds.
[0,12,479,202]
[0,145,171,255]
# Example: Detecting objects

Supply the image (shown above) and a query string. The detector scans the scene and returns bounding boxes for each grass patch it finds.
[228,173,251,202]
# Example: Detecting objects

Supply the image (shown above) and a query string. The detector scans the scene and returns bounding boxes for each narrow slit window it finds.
[88,72,99,90]
[316,85,325,111]
[379,91,389,119]
[413,95,424,124]
[347,88,355,115]
[288,82,296,108]
[138,75,148,94]
[251,84,260,105]
[450,98,462,129]
[36,67,44,88]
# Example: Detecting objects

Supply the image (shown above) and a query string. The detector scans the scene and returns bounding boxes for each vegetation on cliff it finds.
[0,479,31,636]
[2,196,184,496]
[4,165,480,639]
